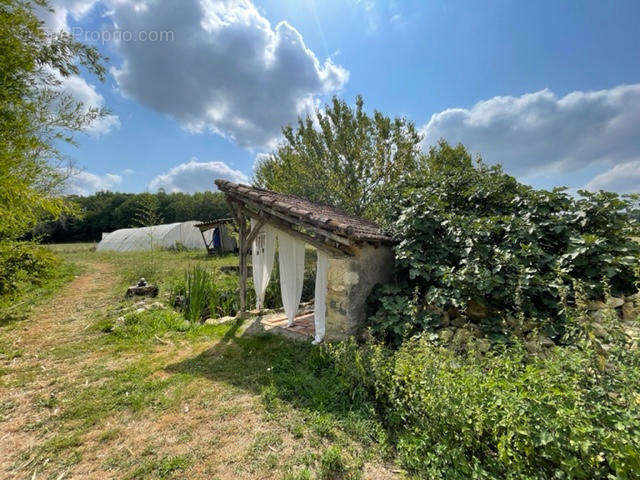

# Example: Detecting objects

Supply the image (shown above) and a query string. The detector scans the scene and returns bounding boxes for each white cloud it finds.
[39,0,99,32]
[107,0,348,148]
[38,2,119,135]
[59,73,120,134]
[421,84,640,177]
[43,0,346,147]
[66,170,122,195]
[148,159,249,193]
[584,161,640,193]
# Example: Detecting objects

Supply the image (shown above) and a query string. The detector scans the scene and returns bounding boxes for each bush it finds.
[0,241,59,295]
[369,141,640,344]
[327,314,640,479]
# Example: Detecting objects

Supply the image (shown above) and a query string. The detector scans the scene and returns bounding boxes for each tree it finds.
[40,190,232,243]
[254,95,423,221]
[132,193,164,227]
[0,0,108,240]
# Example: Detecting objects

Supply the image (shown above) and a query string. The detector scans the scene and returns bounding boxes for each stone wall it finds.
[324,244,395,341]
[432,293,640,354]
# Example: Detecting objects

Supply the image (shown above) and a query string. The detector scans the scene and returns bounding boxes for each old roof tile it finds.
[215,179,395,244]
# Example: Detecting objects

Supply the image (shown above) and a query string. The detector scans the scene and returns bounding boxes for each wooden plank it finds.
[199,229,213,255]
[234,202,352,257]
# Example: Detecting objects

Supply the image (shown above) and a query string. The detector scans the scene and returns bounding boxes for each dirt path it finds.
[0,261,118,478]
[1,258,399,480]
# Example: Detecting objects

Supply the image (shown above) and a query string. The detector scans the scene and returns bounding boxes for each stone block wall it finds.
[432,293,640,354]
[324,244,395,340]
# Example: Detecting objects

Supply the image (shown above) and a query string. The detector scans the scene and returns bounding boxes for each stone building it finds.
[215,179,395,341]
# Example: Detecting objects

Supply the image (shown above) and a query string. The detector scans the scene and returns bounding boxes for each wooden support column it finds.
[239,212,248,313]
[229,201,248,313]
[198,228,212,255]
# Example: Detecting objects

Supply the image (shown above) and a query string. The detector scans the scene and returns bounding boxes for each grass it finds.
[0,259,78,326]
[0,245,398,480]
[7,243,634,479]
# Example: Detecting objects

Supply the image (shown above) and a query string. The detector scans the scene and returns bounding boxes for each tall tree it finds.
[0,0,108,240]
[254,95,423,221]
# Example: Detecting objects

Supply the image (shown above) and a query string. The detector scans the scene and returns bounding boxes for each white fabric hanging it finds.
[313,250,329,344]
[251,219,276,310]
[277,231,306,326]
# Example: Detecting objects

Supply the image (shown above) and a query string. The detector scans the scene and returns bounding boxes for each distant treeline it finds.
[38,191,231,243]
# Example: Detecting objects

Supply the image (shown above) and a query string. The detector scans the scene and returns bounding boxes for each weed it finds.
[283,467,312,480]
[34,393,58,409]
[184,265,211,322]
[98,428,121,442]
[319,446,349,480]
[41,432,83,455]
[128,454,192,479]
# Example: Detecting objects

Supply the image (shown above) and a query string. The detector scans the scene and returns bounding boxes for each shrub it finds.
[369,141,640,344]
[0,241,59,295]
[259,251,317,310]
[327,314,640,479]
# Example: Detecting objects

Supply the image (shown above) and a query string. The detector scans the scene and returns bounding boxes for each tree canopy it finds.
[0,0,108,240]
[39,190,231,242]
[254,95,423,221]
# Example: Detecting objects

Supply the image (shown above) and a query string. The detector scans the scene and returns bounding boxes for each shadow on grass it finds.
[219,319,243,343]
[165,332,378,433]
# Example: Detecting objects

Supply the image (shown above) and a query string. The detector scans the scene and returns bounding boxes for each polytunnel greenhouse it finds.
[96,221,208,252]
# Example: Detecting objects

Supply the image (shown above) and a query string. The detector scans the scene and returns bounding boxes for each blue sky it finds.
[43,0,640,195]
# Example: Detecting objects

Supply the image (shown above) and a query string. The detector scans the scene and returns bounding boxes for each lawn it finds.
[0,246,399,480]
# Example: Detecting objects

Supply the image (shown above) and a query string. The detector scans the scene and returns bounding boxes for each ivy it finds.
[369,141,640,344]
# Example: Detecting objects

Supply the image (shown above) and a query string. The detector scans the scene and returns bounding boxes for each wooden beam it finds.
[233,201,352,257]
[244,218,265,251]
[199,229,213,255]
[225,191,354,249]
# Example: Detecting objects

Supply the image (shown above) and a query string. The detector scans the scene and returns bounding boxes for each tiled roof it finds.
[215,180,395,245]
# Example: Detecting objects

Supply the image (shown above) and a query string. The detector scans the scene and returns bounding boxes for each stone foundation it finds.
[324,244,395,341]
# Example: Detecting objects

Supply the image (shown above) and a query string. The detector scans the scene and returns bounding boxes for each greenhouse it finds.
[96,221,208,252]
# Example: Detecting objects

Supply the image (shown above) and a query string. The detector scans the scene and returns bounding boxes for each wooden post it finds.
[198,228,212,255]
[237,209,248,312]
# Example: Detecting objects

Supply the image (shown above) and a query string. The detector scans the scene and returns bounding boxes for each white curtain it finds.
[277,231,306,326]
[251,219,276,310]
[313,250,329,344]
